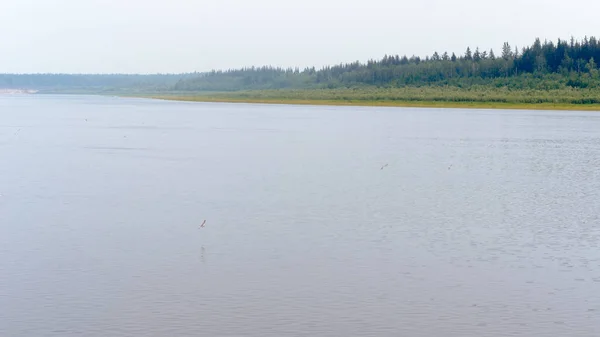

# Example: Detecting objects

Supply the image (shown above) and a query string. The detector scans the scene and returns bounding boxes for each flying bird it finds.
[381,164,389,170]
[200,220,206,228]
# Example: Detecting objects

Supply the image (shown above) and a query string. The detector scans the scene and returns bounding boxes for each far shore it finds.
[146,95,600,112]
[0,89,39,94]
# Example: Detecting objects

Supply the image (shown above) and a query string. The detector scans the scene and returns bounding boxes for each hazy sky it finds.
[1,0,599,74]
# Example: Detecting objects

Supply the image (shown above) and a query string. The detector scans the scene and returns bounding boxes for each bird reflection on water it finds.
[200,246,206,264]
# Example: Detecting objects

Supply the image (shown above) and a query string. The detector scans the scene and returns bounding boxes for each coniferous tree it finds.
[502,42,512,60]
[473,47,481,62]
[465,47,473,60]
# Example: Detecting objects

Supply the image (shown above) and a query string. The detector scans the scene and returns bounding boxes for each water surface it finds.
[1,95,599,336]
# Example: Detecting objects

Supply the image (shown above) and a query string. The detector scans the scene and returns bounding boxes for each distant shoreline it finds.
[0,89,39,94]
[147,95,600,111]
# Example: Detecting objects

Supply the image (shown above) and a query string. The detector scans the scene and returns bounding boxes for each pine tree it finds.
[473,47,481,62]
[465,47,473,60]
[502,42,512,60]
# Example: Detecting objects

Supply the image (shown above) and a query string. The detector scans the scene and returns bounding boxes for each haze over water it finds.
[1,95,599,336]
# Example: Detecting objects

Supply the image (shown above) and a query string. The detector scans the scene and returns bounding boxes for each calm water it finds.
[1,95,599,336]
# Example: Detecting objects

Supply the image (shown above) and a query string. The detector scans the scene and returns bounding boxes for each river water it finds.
[1,95,599,336]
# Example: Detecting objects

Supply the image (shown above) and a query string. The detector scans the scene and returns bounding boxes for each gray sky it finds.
[1,0,599,74]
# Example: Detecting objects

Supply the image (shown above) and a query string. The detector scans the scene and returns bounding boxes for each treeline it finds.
[2,37,599,93]
[0,73,194,93]
[173,37,600,91]
[172,67,317,92]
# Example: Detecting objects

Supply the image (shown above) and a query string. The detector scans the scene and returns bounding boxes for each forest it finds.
[171,37,600,92]
[0,73,193,93]
[2,37,600,106]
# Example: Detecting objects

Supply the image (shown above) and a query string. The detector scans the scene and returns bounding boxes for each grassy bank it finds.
[149,87,600,111]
